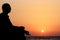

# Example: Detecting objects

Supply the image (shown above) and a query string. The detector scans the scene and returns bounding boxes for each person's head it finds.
[2,3,11,14]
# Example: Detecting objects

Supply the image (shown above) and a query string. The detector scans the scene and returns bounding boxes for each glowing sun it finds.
[42,29,45,32]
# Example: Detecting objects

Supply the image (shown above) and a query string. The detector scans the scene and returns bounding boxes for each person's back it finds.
[0,13,12,32]
[0,3,13,40]
[0,3,12,32]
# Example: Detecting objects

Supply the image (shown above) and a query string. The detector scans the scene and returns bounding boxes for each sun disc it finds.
[42,29,44,32]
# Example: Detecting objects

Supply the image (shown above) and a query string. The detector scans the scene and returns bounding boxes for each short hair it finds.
[2,3,11,13]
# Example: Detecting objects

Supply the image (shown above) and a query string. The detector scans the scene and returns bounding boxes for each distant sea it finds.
[26,36,60,40]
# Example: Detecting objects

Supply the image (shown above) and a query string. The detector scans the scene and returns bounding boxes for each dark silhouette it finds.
[0,3,15,40]
[18,26,30,40]
[0,3,12,32]
[12,26,30,40]
[0,3,30,40]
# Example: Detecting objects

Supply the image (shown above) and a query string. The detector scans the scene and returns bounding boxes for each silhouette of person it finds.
[0,3,13,32]
[0,3,14,40]
[8,26,30,40]
[0,3,30,40]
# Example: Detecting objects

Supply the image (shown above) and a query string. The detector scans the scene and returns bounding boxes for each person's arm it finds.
[24,30,30,35]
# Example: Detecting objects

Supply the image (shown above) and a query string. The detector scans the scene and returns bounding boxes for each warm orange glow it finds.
[0,0,60,36]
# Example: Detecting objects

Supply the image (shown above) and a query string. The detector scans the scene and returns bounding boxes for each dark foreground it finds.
[26,36,60,40]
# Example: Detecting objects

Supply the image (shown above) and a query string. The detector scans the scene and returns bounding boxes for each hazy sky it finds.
[0,0,60,36]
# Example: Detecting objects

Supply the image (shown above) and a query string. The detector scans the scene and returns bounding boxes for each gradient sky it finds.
[0,0,60,36]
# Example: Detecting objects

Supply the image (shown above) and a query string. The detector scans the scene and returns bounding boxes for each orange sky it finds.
[0,0,60,36]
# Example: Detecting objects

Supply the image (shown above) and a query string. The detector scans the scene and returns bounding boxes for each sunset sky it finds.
[0,0,60,36]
